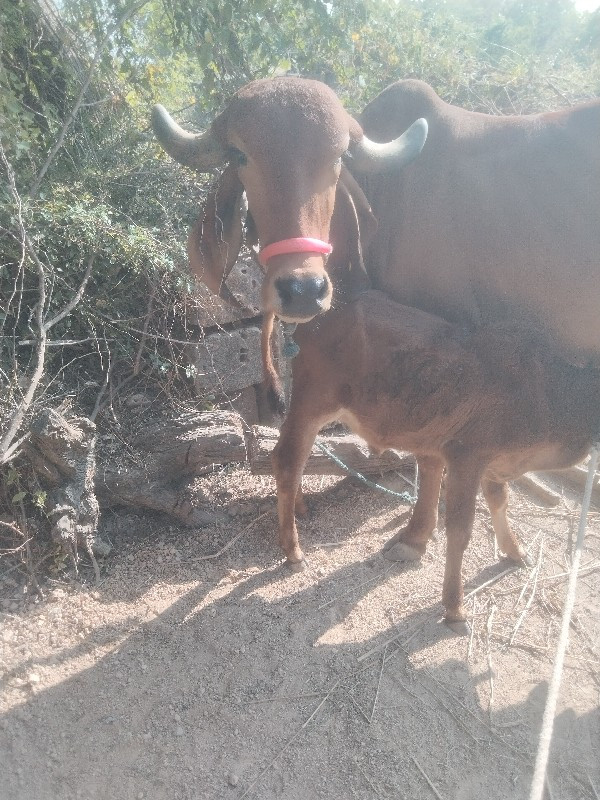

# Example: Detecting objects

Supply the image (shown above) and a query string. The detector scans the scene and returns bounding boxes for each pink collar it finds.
[259,237,332,267]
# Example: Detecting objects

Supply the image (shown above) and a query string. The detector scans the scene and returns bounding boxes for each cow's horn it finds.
[151,104,226,171]
[350,117,428,173]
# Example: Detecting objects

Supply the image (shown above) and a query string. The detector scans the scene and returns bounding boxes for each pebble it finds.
[175,726,184,736]
[227,773,239,787]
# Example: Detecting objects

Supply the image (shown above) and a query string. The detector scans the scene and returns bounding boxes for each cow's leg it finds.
[442,456,483,633]
[294,487,309,517]
[383,455,444,561]
[480,478,528,564]
[272,414,324,569]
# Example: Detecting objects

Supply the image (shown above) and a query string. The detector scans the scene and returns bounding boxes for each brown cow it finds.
[152,78,426,323]
[152,77,600,368]
[272,289,600,631]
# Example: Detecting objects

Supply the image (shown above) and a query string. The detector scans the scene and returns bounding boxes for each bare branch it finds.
[0,143,48,464]
[0,144,95,464]
[43,252,95,331]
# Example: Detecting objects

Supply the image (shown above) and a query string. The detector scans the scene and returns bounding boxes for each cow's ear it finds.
[187,165,244,303]
[339,165,378,246]
[328,180,372,299]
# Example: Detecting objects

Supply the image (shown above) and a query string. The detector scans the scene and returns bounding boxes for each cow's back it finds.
[358,81,600,365]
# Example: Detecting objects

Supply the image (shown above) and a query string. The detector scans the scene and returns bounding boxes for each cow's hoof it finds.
[445,618,471,636]
[503,550,533,568]
[286,557,308,572]
[383,542,422,562]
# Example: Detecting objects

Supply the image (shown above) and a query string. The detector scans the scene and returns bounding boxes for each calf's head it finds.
[152,77,427,322]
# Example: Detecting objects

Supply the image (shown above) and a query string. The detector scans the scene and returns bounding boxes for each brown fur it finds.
[358,80,600,365]
[272,291,600,624]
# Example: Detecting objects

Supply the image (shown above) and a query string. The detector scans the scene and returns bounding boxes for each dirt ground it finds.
[1,465,599,800]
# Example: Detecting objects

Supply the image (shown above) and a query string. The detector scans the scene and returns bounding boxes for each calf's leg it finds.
[272,413,324,568]
[480,478,528,564]
[383,455,444,561]
[442,456,484,632]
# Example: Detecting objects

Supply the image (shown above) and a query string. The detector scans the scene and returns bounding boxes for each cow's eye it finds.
[230,148,248,167]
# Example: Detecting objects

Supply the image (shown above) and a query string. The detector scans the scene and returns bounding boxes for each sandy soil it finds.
[1,466,599,800]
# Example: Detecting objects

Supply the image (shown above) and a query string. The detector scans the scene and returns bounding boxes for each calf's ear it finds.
[187,165,245,304]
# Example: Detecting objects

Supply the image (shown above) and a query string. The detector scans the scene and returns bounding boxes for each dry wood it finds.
[97,411,247,523]
[132,410,248,475]
[248,425,415,476]
[25,408,105,555]
[515,474,561,506]
[551,463,600,501]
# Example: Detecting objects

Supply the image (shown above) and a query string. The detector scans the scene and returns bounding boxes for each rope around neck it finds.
[528,441,599,800]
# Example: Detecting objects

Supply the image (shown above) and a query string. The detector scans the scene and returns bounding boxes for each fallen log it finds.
[514,474,562,507]
[552,463,600,501]
[25,408,107,555]
[247,425,415,476]
[96,411,246,525]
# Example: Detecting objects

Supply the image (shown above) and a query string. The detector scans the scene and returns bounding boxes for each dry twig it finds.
[411,756,445,800]
[238,685,337,800]
[193,510,272,562]
[510,541,544,645]
[486,602,497,716]
[369,646,387,722]
[463,564,520,602]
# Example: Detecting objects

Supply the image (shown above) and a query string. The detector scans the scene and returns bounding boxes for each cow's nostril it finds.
[275,278,303,305]
[275,276,328,306]
[315,276,328,299]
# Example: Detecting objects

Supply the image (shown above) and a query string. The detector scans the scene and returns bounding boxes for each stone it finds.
[189,258,262,327]
[224,258,262,314]
[191,326,263,393]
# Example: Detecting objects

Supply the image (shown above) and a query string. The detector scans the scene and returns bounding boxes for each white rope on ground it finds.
[529,442,600,800]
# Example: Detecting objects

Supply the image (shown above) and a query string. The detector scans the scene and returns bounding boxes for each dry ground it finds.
[1,466,599,800]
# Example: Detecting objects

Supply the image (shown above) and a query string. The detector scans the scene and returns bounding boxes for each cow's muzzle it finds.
[275,274,331,321]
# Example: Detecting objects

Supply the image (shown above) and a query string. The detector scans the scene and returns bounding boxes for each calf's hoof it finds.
[445,618,471,636]
[501,549,533,568]
[383,541,423,562]
[285,557,308,573]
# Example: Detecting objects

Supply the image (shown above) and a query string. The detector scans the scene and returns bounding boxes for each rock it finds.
[188,283,250,328]
[224,258,262,313]
[190,326,263,393]
[189,258,262,327]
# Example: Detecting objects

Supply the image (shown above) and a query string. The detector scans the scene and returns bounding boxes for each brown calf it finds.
[272,291,600,630]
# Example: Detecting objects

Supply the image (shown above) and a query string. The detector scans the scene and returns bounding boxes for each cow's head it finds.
[152,77,427,323]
